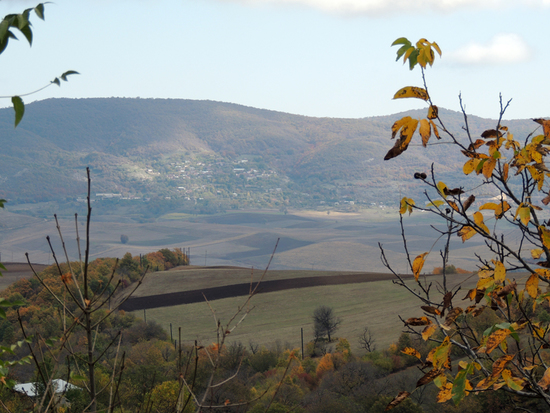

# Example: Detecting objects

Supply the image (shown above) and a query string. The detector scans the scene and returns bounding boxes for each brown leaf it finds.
[416,368,443,387]
[61,272,73,284]
[496,281,517,297]
[443,187,465,196]
[468,139,486,151]
[443,307,463,328]
[463,195,475,211]
[481,129,502,139]
[542,193,550,206]
[385,391,411,411]
[405,317,431,326]
[471,306,486,317]
[475,289,485,304]
[427,105,438,119]
[442,292,452,315]
[421,306,441,316]
[533,118,550,137]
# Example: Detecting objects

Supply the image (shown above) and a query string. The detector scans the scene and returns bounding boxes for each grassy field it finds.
[130,270,477,353]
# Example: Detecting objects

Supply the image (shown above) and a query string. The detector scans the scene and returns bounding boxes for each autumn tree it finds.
[313,305,341,342]
[382,37,550,409]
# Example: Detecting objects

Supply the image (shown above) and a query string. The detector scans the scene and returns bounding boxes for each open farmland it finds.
[124,266,479,352]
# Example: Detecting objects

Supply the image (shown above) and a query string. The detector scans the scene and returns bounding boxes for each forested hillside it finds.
[0,98,538,218]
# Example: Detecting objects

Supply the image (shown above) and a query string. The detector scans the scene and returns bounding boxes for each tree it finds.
[382,37,550,409]
[358,326,376,353]
[313,305,341,342]
[120,234,129,244]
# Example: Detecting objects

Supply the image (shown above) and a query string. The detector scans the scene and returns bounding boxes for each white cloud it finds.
[228,0,547,14]
[447,34,532,65]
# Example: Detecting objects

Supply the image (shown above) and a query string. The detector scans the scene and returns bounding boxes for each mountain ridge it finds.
[0,97,539,218]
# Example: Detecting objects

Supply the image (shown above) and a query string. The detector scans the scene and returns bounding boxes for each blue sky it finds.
[0,0,548,120]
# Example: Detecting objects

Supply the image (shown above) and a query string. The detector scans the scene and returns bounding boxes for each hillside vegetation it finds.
[0,98,537,219]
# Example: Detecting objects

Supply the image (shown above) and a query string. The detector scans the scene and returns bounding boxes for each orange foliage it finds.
[315,353,334,379]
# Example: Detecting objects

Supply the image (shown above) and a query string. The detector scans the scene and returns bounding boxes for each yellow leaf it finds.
[429,120,440,139]
[531,249,544,259]
[535,268,550,279]
[391,116,413,139]
[503,163,509,182]
[463,159,476,175]
[413,252,429,281]
[482,158,497,179]
[400,197,415,215]
[502,369,524,391]
[426,200,444,208]
[422,323,437,341]
[458,226,477,242]
[480,329,510,354]
[437,181,448,199]
[436,383,453,403]
[478,268,494,279]
[428,337,451,369]
[514,204,530,226]
[494,261,506,283]
[539,226,550,250]
[393,86,429,101]
[473,211,490,235]
[477,277,494,290]
[419,119,431,147]
[385,118,419,160]
[401,347,422,359]
[447,200,459,212]
[526,273,539,299]
[495,201,511,219]
[480,201,510,219]
[428,105,438,119]
[479,202,499,211]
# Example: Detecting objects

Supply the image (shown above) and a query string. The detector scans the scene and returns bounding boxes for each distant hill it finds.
[0,98,539,218]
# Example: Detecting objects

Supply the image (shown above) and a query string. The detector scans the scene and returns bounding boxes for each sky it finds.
[0,0,548,120]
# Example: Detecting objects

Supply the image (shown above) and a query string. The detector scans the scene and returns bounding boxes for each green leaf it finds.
[0,199,5,208]
[18,24,32,46]
[45,338,57,346]
[11,96,24,127]
[451,363,474,405]
[0,18,10,43]
[408,49,419,70]
[16,12,29,31]
[392,37,411,46]
[0,309,5,319]
[34,4,45,20]
[60,70,80,81]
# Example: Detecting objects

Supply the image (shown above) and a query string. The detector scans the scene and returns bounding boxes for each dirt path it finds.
[119,271,417,311]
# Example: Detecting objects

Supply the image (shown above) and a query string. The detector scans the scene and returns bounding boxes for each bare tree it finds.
[313,305,341,342]
[358,326,376,353]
